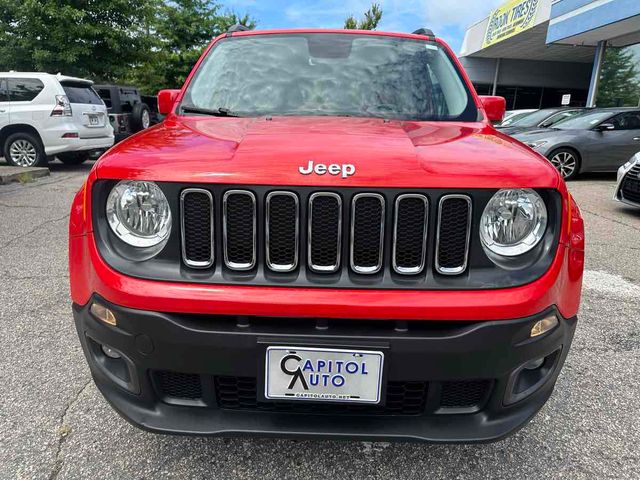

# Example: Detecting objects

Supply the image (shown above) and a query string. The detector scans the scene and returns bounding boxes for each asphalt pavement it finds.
[0,161,638,479]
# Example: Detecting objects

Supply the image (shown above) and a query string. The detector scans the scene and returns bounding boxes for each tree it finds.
[344,3,382,30]
[127,1,255,93]
[0,0,156,82]
[597,47,640,107]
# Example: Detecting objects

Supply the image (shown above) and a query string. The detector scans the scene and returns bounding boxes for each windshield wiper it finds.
[181,105,242,117]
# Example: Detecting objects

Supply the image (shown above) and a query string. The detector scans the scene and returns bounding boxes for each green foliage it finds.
[127,0,255,94]
[0,0,255,94]
[597,46,640,107]
[0,0,156,82]
[344,3,382,30]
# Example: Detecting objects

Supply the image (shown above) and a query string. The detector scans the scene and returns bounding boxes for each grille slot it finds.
[223,190,256,270]
[266,191,299,272]
[436,195,472,275]
[439,380,491,409]
[350,193,385,274]
[155,371,203,400]
[393,194,428,274]
[621,166,640,204]
[180,189,214,268]
[215,376,427,415]
[308,192,342,273]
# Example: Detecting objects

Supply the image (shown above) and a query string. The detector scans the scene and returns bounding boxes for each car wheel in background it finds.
[131,103,151,132]
[57,152,91,165]
[548,148,580,180]
[3,132,48,168]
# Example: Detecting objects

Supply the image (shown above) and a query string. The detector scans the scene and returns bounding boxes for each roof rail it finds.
[227,24,250,34]
[412,28,435,38]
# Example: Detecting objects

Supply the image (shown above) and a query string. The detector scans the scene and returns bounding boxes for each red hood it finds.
[96,116,561,189]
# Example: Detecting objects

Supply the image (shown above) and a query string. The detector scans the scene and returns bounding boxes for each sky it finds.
[222,0,505,54]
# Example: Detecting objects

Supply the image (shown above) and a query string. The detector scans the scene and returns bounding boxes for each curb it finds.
[0,166,51,185]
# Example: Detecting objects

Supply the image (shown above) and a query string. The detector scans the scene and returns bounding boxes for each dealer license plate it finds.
[265,346,384,404]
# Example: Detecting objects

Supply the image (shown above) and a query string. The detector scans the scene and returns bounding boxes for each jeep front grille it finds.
[181,188,473,277]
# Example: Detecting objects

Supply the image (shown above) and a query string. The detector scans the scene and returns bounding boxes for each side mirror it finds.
[479,95,506,123]
[158,89,180,115]
[595,122,615,132]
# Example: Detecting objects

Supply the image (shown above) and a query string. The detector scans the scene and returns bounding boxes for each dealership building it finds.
[459,0,640,110]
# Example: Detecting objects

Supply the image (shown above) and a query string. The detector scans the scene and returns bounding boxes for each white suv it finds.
[0,72,114,167]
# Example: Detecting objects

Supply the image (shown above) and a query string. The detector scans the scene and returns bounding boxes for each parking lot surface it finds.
[0,161,638,479]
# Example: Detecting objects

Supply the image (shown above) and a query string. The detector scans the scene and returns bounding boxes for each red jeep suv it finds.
[69,28,585,442]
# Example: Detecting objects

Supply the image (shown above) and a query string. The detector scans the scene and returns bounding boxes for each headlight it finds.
[480,189,547,257]
[106,180,172,248]
[525,140,548,149]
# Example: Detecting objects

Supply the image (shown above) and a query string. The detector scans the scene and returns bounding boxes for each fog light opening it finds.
[530,314,558,337]
[523,357,545,370]
[101,344,122,359]
[90,302,117,326]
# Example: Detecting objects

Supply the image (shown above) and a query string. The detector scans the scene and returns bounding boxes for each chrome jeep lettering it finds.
[298,160,356,178]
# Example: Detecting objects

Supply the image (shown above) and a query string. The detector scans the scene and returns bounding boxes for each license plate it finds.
[265,346,384,404]
[88,114,99,125]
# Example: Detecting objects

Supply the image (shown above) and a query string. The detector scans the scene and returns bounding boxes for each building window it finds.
[597,43,640,107]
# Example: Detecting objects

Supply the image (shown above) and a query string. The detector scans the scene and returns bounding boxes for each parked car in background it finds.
[0,72,114,167]
[515,108,640,180]
[497,107,586,135]
[94,85,160,142]
[614,153,640,207]
[498,108,537,127]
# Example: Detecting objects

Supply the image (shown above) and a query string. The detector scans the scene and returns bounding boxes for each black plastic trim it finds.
[92,182,563,290]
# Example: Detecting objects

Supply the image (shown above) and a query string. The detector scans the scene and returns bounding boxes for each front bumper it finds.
[74,297,577,443]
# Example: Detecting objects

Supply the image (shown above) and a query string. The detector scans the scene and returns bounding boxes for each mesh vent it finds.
[223,191,256,270]
[351,194,385,274]
[309,193,342,272]
[155,371,203,400]
[393,195,428,274]
[436,196,471,275]
[440,380,490,409]
[181,189,213,268]
[621,166,640,204]
[266,192,299,271]
[215,376,427,415]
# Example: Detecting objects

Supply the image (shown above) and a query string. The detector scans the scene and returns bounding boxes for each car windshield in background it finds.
[62,83,103,105]
[553,111,614,130]
[510,109,560,127]
[182,33,477,121]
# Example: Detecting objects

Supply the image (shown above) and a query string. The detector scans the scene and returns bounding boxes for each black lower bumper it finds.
[73,297,577,443]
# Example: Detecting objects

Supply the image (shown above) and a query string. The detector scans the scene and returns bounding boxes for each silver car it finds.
[513,108,640,180]
[614,153,640,207]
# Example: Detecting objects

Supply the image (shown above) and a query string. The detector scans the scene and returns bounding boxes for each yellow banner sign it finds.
[483,0,540,48]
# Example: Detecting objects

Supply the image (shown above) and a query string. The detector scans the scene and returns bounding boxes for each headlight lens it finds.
[480,189,547,257]
[106,181,172,248]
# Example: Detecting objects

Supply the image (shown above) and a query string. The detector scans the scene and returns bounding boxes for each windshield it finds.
[553,111,614,130]
[510,109,560,127]
[182,33,477,121]
[540,110,582,127]
[500,110,536,126]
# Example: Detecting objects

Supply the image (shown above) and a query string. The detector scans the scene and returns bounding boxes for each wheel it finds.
[131,103,151,132]
[547,148,580,180]
[57,152,91,165]
[3,132,47,168]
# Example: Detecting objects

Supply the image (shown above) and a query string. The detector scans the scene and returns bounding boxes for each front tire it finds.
[57,152,90,165]
[3,132,47,168]
[548,148,580,180]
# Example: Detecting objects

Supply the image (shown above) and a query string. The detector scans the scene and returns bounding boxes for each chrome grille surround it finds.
[350,193,385,274]
[308,192,342,273]
[222,189,257,271]
[265,191,300,272]
[435,194,472,276]
[180,188,214,269]
[392,193,429,275]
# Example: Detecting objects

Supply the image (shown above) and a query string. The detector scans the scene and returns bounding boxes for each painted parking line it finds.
[583,270,640,298]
